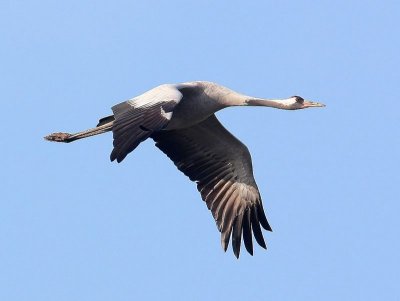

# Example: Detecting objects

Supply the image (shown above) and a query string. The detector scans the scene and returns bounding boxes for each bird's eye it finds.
[292,96,304,104]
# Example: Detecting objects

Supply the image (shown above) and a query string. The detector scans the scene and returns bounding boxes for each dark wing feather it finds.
[152,114,272,258]
[97,115,114,127]
[109,85,184,163]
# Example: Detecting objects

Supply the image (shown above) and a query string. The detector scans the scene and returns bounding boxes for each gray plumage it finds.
[45,81,325,258]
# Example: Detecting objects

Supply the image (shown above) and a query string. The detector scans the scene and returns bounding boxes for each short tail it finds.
[44,115,114,143]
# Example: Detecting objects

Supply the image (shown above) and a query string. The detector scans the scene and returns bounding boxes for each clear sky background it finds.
[1,0,399,300]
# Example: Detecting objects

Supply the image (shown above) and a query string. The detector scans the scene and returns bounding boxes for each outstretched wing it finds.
[151,114,272,258]
[110,85,184,163]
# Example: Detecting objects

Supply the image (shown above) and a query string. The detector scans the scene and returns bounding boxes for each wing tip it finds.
[221,227,232,253]
[220,208,271,257]
[110,148,127,163]
[260,215,273,232]
[242,210,254,255]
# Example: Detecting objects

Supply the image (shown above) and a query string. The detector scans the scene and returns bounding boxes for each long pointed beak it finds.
[303,100,326,108]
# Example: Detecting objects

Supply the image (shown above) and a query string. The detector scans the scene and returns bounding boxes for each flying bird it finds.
[45,81,325,258]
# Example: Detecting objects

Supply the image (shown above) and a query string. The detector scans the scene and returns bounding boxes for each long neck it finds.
[244,97,294,110]
[202,83,294,110]
[223,91,294,110]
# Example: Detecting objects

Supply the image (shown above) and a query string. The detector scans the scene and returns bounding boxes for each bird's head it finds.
[287,96,326,110]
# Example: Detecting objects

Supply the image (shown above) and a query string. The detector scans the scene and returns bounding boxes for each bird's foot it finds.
[44,132,72,142]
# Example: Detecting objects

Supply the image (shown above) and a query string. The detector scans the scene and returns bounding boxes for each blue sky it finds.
[1,0,399,300]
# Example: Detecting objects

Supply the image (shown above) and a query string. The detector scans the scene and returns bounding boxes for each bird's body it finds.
[45,81,325,258]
